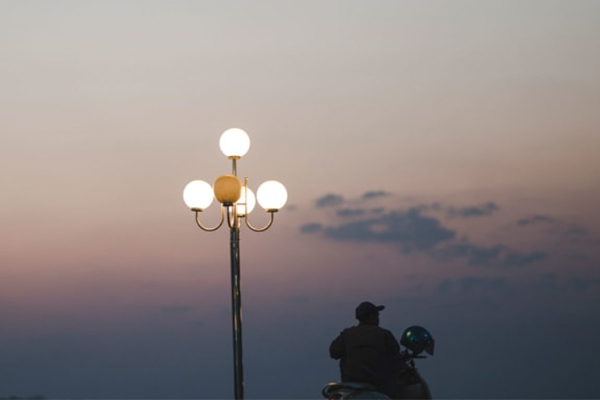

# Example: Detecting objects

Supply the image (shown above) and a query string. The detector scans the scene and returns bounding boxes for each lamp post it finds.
[182,128,288,400]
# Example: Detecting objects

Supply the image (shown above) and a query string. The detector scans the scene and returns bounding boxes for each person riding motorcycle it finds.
[329,302,404,399]
[324,324,435,400]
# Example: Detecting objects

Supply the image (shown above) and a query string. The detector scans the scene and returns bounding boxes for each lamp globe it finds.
[257,180,288,211]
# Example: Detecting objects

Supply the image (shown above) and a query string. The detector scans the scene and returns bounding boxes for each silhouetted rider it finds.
[330,302,403,399]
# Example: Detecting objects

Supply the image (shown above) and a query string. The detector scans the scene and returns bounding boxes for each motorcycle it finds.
[322,325,434,400]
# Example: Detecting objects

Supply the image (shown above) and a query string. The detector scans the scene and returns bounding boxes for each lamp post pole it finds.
[230,217,243,399]
[183,128,288,400]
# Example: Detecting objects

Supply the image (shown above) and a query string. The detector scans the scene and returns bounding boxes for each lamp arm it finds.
[195,207,226,232]
[244,210,276,232]
[225,204,240,229]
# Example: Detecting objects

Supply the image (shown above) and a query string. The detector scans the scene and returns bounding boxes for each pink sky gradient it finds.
[1,1,600,398]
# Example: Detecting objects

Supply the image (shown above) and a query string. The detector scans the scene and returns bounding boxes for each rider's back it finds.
[330,324,402,392]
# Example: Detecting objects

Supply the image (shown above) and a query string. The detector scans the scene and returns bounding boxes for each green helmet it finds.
[400,325,435,356]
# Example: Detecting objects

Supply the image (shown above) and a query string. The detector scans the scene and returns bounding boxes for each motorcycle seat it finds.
[322,382,389,399]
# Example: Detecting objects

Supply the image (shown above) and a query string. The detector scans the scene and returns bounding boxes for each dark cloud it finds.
[336,208,366,217]
[315,194,344,208]
[517,214,556,226]
[564,224,589,237]
[504,251,546,267]
[437,276,517,297]
[323,208,456,253]
[571,276,600,293]
[447,202,499,218]
[300,222,323,234]
[412,202,443,213]
[362,190,391,200]
[301,194,549,268]
[438,242,504,265]
[436,242,546,267]
[517,215,591,242]
[529,273,600,296]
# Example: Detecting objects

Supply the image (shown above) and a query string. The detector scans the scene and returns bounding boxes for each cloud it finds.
[437,242,504,265]
[516,215,592,241]
[447,202,499,218]
[571,276,600,293]
[531,273,600,294]
[565,225,589,237]
[362,190,391,200]
[436,242,546,267]
[301,193,549,268]
[323,208,456,253]
[504,251,546,267]
[516,214,556,226]
[336,208,366,217]
[436,276,517,297]
[315,194,344,208]
[300,222,323,233]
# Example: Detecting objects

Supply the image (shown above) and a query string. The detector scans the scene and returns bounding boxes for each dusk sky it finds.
[2,1,600,399]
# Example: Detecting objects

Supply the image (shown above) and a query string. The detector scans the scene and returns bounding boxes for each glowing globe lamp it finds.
[183,180,214,211]
[236,187,256,216]
[220,128,250,159]
[257,180,288,211]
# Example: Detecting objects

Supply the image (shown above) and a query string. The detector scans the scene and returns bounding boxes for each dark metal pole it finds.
[230,223,244,400]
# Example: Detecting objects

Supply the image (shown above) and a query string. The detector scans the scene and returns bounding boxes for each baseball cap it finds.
[355,301,385,320]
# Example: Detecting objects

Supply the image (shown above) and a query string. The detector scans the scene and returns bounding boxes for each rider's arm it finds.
[329,332,345,359]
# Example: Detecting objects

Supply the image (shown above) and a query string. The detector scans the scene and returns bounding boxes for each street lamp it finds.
[182,128,288,400]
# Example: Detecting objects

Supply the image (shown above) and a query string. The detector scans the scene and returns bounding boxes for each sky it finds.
[1,1,600,398]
